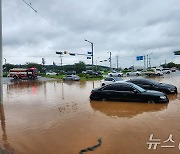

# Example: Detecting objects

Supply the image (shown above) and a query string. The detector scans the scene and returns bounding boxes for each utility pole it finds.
[147,55,149,69]
[149,58,151,68]
[143,55,146,70]
[0,0,3,103]
[116,55,119,69]
[108,52,112,71]
[56,51,64,73]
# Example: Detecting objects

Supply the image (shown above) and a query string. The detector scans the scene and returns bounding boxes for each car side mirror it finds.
[112,80,115,82]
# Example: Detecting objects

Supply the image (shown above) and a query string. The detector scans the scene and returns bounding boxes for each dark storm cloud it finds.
[2,0,180,67]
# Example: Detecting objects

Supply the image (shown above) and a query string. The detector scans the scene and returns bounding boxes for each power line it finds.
[21,0,37,13]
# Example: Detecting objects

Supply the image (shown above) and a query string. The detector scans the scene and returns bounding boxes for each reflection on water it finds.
[0,104,14,153]
[1,72,180,154]
[90,101,168,118]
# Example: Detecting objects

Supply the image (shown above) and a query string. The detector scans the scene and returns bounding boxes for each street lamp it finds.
[85,39,94,70]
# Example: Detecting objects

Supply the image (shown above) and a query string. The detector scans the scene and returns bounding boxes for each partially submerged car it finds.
[46,72,57,75]
[63,75,80,81]
[127,78,177,94]
[90,82,169,103]
[162,68,171,74]
[101,77,123,86]
[108,71,123,77]
[126,71,141,76]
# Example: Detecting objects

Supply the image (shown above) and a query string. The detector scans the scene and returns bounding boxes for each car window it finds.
[105,78,114,81]
[103,85,115,90]
[103,84,134,91]
[120,85,134,91]
[113,77,123,81]
[136,80,151,85]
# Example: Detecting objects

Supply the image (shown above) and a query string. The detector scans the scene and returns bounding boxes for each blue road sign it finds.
[136,56,143,61]
[174,51,180,55]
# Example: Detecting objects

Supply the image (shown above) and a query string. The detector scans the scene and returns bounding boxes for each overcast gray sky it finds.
[2,0,180,68]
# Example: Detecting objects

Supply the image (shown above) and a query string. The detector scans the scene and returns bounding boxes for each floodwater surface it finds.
[0,72,180,154]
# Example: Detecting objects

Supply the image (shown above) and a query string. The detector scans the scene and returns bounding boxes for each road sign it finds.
[136,56,143,60]
[174,51,180,55]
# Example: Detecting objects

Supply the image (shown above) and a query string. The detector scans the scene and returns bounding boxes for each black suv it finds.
[90,82,169,103]
[127,78,177,94]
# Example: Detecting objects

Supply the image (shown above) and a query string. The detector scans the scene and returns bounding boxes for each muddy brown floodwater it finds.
[0,72,180,154]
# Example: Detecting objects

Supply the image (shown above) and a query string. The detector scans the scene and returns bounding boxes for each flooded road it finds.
[0,72,180,154]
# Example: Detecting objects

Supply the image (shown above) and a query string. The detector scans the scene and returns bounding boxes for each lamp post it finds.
[85,39,94,70]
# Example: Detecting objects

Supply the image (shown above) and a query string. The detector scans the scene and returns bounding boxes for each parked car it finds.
[126,71,141,76]
[63,75,80,81]
[143,68,163,76]
[90,82,169,103]
[127,78,177,94]
[108,71,123,77]
[46,72,57,75]
[162,68,171,74]
[67,70,76,75]
[101,77,123,86]
[85,70,98,75]
[171,67,176,72]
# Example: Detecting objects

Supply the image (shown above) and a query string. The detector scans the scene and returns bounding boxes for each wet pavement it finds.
[0,72,180,154]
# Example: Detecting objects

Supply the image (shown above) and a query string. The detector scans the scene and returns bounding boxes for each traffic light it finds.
[64,51,68,54]
[56,51,63,55]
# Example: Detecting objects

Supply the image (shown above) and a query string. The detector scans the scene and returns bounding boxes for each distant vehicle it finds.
[108,71,123,77]
[162,68,171,74]
[126,71,142,76]
[127,78,178,94]
[171,67,176,72]
[101,77,123,86]
[63,75,80,81]
[96,71,103,75]
[46,72,57,75]
[67,70,76,75]
[90,82,169,103]
[143,68,163,76]
[9,68,38,79]
[84,70,98,75]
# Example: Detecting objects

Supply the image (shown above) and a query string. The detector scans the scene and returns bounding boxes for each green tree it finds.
[74,61,86,73]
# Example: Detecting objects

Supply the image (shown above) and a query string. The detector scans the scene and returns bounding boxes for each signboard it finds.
[174,51,180,55]
[136,56,143,61]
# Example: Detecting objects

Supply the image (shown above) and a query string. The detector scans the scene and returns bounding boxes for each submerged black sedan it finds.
[127,78,177,94]
[90,82,169,103]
